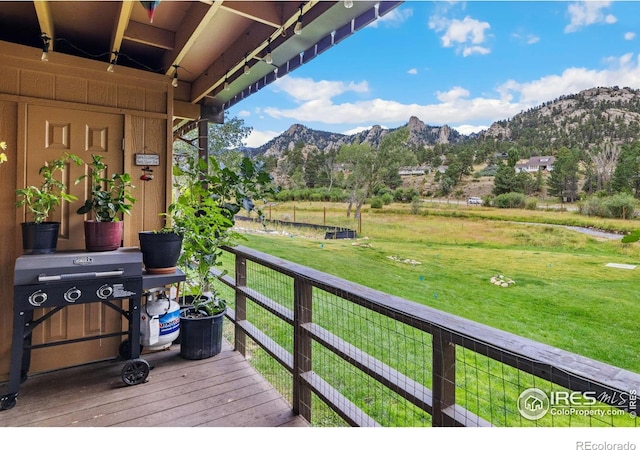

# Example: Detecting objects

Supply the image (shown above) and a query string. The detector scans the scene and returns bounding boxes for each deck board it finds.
[0,341,307,428]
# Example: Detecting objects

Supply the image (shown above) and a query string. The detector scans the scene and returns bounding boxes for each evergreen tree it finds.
[548,147,580,202]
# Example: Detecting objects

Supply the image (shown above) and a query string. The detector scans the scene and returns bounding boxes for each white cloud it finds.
[625,32,636,41]
[454,124,489,135]
[259,53,640,141]
[512,32,540,45]
[462,46,491,57]
[408,68,418,75]
[237,109,251,117]
[498,53,640,105]
[565,1,617,33]
[429,15,491,57]
[272,77,368,102]
[436,87,470,103]
[244,129,281,148]
[371,6,413,28]
[342,126,387,135]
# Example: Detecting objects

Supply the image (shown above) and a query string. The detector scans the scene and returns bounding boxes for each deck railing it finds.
[215,245,639,427]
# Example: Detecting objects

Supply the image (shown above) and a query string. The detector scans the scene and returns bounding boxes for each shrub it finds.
[579,194,638,219]
[603,193,637,219]
[370,197,384,209]
[525,198,538,210]
[494,192,527,209]
[381,193,394,205]
[578,196,607,217]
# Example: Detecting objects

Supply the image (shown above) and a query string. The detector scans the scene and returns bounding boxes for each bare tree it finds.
[586,142,620,192]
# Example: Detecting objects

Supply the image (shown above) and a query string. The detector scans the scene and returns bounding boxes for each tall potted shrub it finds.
[16,153,84,254]
[76,154,136,251]
[169,151,271,359]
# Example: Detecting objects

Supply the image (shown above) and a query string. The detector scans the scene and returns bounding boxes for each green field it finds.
[232,201,640,374]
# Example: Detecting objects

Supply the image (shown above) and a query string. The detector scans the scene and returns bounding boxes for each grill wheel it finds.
[121,359,150,386]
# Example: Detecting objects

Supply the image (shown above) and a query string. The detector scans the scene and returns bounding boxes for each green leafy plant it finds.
[76,154,136,221]
[168,151,272,303]
[184,291,227,317]
[16,153,84,223]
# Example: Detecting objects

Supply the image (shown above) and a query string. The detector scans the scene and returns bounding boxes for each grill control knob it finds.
[64,287,82,303]
[97,284,114,300]
[28,290,47,307]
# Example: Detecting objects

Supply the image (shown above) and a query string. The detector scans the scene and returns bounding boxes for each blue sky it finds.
[228,1,640,148]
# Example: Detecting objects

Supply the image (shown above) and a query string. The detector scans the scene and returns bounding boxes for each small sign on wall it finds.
[135,153,160,166]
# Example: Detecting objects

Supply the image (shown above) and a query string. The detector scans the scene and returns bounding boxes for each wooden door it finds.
[24,105,126,372]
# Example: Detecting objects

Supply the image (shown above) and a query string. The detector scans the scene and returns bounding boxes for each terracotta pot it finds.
[84,220,123,252]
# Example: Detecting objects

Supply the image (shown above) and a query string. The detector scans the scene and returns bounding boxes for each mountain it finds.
[246,86,640,162]
[481,86,640,152]
[256,116,467,158]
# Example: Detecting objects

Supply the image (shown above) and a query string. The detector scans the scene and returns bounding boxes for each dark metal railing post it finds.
[293,276,312,422]
[432,328,456,426]
[234,255,247,356]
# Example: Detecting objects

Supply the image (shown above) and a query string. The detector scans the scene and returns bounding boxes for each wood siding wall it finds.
[0,41,174,381]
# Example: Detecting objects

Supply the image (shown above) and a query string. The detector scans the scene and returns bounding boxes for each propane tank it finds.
[140,287,180,350]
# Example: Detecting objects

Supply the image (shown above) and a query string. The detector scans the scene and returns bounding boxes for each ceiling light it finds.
[171,65,179,88]
[107,51,118,73]
[41,33,50,62]
[244,55,250,75]
[265,39,273,65]
[344,0,353,8]
[294,5,303,35]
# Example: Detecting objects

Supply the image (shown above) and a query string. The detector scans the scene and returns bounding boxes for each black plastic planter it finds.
[21,222,60,254]
[179,308,225,360]
[139,231,183,274]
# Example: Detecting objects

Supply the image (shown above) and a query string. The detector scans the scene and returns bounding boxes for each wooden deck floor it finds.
[0,341,308,427]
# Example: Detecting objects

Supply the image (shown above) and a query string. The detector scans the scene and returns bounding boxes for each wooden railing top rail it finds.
[223,244,639,405]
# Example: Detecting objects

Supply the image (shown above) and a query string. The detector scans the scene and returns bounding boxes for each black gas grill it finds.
[1,248,150,410]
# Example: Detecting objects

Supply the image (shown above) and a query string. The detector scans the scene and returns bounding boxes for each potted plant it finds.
[138,228,183,274]
[16,153,84,254]
[76,154,136,251]
[178,291,227,360]
[169,151,272,359]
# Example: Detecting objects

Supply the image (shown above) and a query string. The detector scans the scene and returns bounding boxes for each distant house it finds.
[515,156,555,173]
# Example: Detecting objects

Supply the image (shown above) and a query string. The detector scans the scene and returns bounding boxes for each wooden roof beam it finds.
[33,0,55,49]
[221,1,285,29]
[163,0,224,77]
[110,0,134,55]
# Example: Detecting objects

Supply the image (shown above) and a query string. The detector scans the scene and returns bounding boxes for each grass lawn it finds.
[232,201,640,374]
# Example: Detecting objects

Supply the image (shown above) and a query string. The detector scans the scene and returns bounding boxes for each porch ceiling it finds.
[0,1,401,133]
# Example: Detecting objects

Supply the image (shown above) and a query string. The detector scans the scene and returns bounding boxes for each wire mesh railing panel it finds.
[243,260,294,354]
[310,341,432,426]
[310,288,433,426]
[454,346,638,427]
[244,336,293,405]
[309,392,349,427]
[246,259,294,311]
[219,246,639,428]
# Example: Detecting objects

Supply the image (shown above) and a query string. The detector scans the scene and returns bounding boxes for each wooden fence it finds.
[215,245,639,427]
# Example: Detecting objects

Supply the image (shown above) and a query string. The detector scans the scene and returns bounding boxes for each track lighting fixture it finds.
[344,0,353,8]
[265,39,273,65]
[41,33,51,62]
[171,65,179,88]
[107,51,118,73]
[294,5,303,35]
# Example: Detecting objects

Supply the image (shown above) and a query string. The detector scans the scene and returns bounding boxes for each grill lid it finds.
[14,247,143,286]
